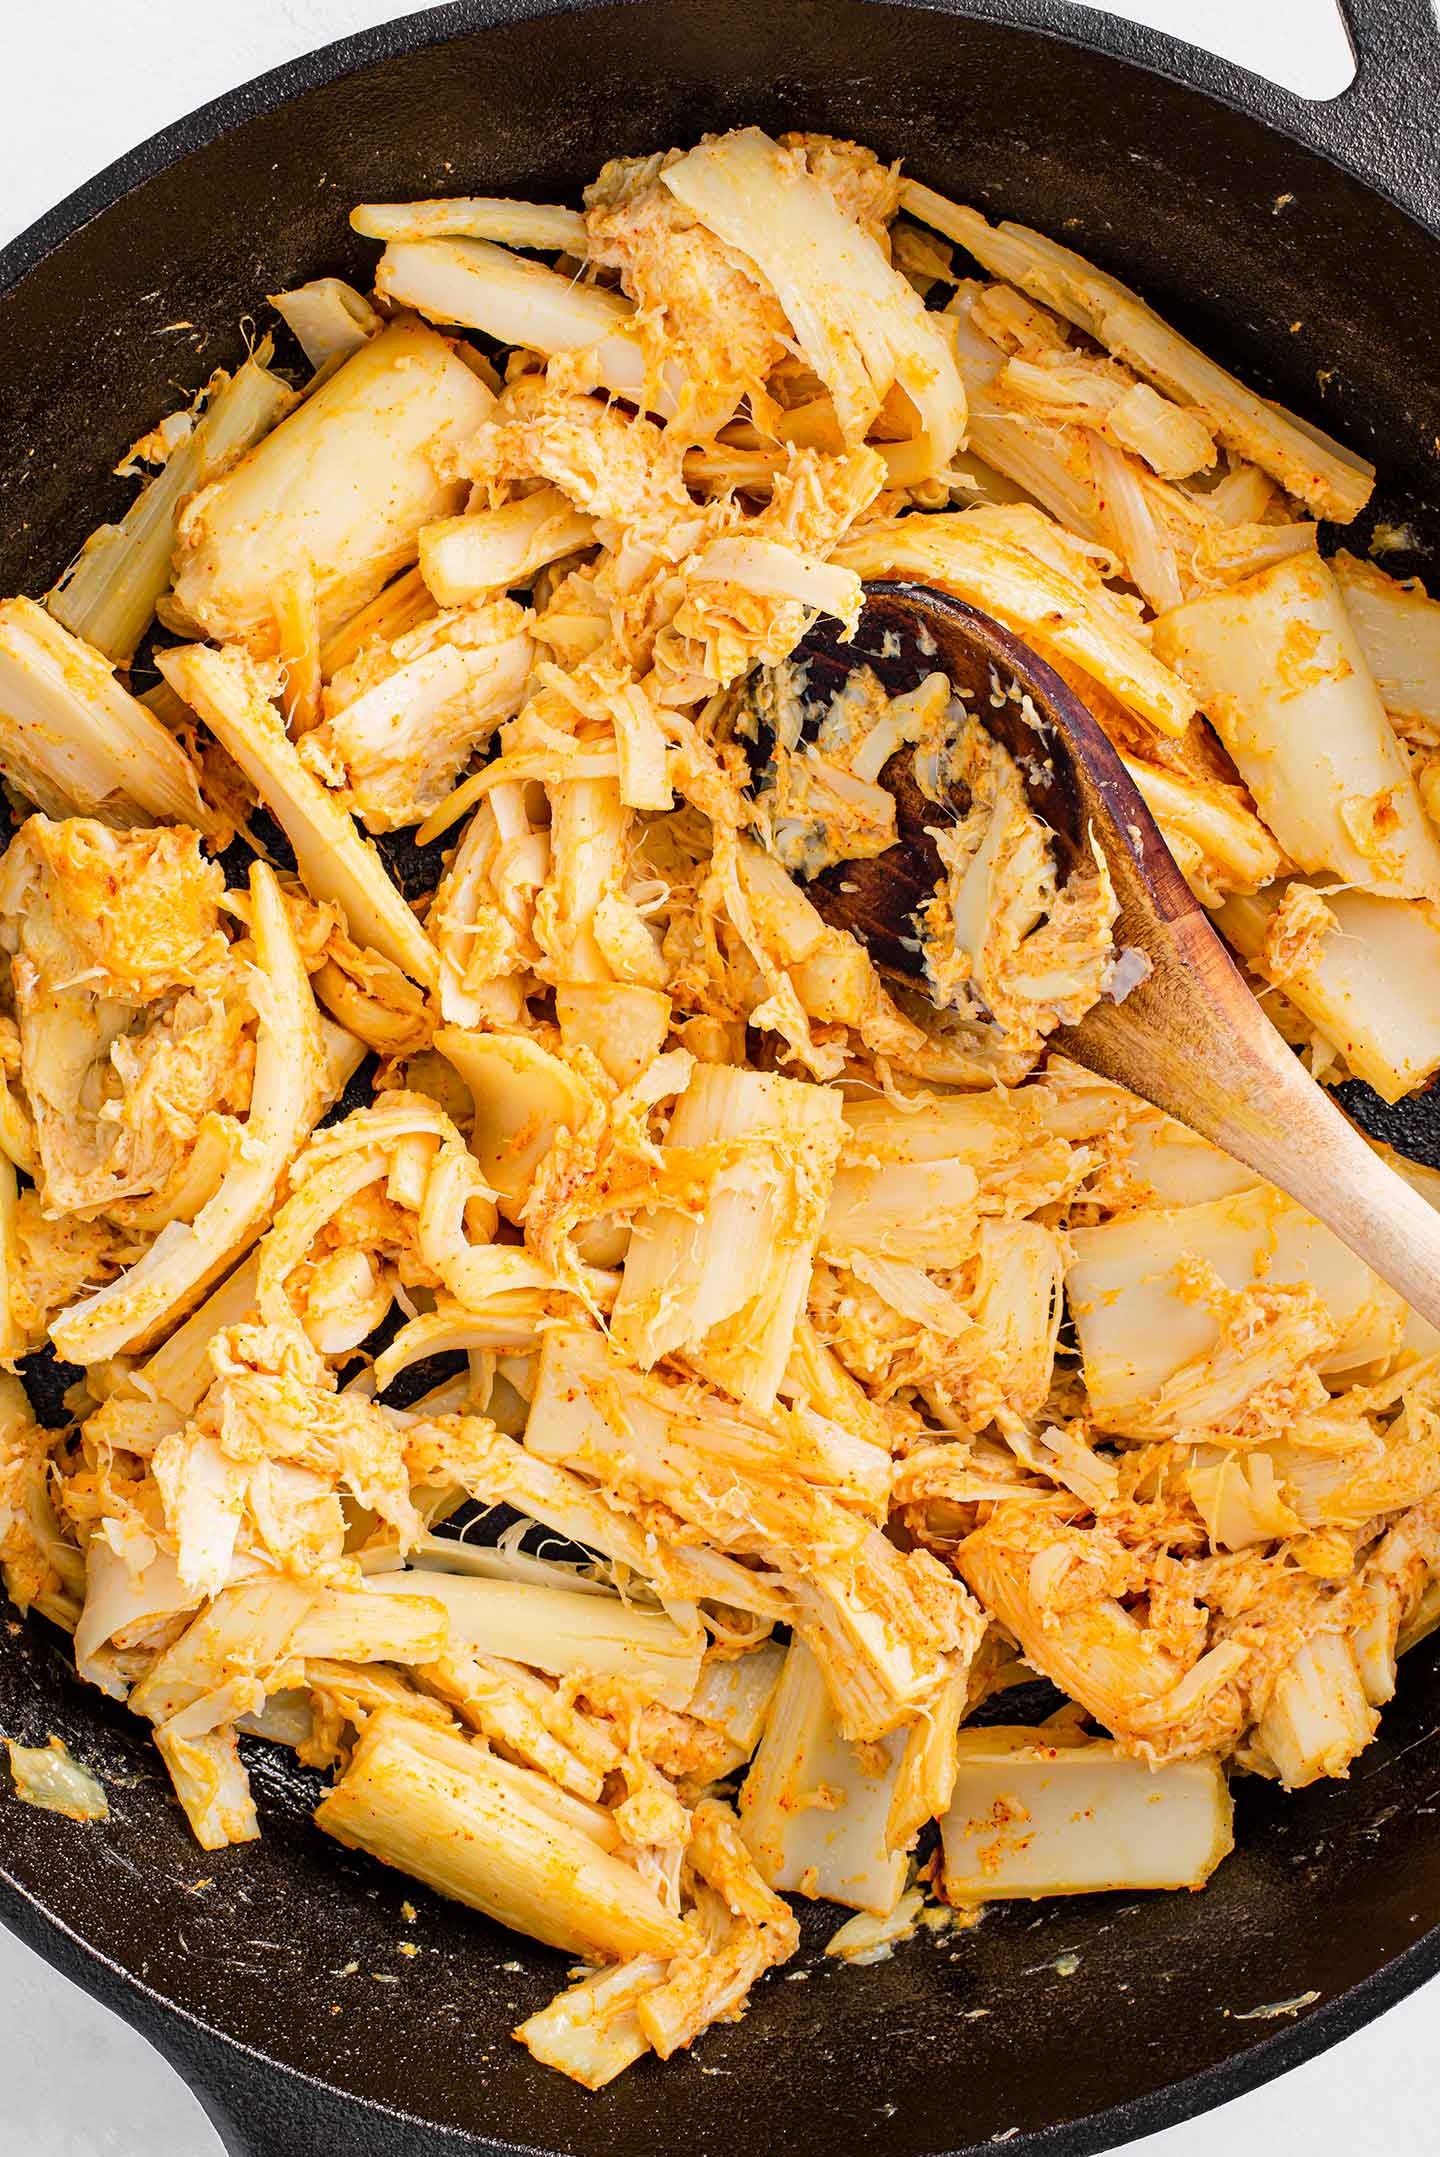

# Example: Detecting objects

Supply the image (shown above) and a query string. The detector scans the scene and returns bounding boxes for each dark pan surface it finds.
[4,4,1440,2153]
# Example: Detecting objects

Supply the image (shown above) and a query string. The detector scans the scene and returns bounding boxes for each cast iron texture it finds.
[3,5,1440,2156]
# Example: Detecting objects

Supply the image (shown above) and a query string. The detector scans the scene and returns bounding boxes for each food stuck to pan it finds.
[2,124,1440,2090]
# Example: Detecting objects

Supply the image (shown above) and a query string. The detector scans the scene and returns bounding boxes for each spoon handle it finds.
[798,579,1440,1332]
[1065,903,1440,1335]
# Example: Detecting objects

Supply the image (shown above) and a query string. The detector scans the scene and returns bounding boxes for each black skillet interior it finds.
[5,4,1440,2154]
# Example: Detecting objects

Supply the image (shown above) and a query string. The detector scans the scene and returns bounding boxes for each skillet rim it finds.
[4,0,1440,304]
[2,3,1440,2151]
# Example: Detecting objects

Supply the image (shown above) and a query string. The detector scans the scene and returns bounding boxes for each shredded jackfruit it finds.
[2,123,1438,2097]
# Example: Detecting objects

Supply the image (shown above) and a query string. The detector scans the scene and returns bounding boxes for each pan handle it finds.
[967,0,1440,232]
[153,2018,471,2157]
[1311,0,1440,227]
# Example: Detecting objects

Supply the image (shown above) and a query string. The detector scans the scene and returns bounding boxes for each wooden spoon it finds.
[776,579,1440,1332]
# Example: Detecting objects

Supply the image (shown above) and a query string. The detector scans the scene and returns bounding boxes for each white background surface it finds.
[0,2,1434,2153]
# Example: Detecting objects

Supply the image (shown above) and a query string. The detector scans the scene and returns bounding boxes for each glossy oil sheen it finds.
[2,5,1440,2154]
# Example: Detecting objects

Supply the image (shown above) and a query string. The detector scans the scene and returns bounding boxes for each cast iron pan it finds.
[3,4,1440,2153]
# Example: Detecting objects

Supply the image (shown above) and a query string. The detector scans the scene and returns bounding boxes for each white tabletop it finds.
[0,3,1432,2151]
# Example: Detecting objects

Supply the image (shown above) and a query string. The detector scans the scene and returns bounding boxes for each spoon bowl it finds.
[779,579,1440,1333]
